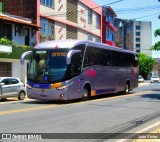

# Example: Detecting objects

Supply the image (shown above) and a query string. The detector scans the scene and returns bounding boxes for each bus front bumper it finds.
[27,88,68,100]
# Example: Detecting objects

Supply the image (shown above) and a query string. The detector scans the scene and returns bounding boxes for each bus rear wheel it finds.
[82,87,90,101]
[124,83,130,95]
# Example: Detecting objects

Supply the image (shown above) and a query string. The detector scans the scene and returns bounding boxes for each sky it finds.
[94,0,160,46]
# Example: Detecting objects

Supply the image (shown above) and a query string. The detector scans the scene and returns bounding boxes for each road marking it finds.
[85,90,154,103]
[0,97,30,105]
[0,90,155,115]
[0,105,59,115]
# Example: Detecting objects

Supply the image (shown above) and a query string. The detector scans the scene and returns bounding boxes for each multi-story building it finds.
[114,18,152,56]
[0,0,39,46]
[134,21,152,56]
[102,6,117,46]
[0,0,117,44]
[0,0,118,81]
[39,0,102,42]
[0,0,40,81]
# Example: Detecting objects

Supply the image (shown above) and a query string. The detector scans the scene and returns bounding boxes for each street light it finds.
[118,20,127,49]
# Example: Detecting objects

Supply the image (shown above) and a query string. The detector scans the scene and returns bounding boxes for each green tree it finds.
[138,53,155,79]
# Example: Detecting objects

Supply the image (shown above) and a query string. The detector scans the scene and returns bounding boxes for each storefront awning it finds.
[0,14,41,30]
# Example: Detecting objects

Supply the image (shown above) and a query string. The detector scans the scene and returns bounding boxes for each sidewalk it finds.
[138,80,150,86]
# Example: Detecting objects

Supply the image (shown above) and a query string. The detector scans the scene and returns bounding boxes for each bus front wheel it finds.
[82,87,90,101]
[124,83,130,95]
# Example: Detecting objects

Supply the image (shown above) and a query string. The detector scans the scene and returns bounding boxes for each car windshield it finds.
[27,49,70,83]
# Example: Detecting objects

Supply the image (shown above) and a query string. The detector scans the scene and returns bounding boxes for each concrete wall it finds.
[2,0,37,20]
[140,22,152,56]
[133,21,152,56]
[12,61,26,82]
[0,58,27,83]
[78,2,101,38]
[54,22,66,40]
[40,0,67,21]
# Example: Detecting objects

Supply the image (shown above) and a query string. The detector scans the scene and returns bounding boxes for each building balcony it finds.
[106,40,116,46]
[106,21,117,32]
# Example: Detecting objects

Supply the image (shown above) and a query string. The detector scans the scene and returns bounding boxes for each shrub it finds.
[0,37,13,46]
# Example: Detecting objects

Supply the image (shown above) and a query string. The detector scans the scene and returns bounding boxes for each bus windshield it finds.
[27,49,70,83]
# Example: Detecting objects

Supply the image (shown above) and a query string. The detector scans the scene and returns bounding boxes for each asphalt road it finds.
[0,81,160,142]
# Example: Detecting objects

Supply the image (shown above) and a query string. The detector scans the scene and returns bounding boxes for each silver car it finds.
[0,77,26,100]
[151,76,160,83]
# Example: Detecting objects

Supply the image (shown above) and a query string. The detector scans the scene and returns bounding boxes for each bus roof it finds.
[34,40,137,54]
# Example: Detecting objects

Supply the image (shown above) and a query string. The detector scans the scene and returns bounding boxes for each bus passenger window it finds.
[84,56,93,67]
[107,53,112,66]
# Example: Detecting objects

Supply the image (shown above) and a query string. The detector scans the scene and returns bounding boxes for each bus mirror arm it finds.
[66,50,81,65]
[20,51,33,64]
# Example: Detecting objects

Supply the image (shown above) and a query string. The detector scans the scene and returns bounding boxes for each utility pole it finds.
[123,20,127,49]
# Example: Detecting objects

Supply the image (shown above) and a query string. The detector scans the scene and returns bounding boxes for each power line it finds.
[134,13,160,20]
[42,0,125,18]
[138,16,159,21]
[115,5,160,13]
[41,5,160,22]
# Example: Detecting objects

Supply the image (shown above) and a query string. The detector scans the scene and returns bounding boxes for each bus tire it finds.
[124,83,130,95]
[82,86,90,101]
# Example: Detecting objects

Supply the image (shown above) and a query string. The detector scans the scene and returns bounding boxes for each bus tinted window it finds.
[83,46,91,67]
[112,51,119,66]
[84,46,109,67]
[73,44,86,57]
[125,53,138,67]
[68,53,81,77]
[84,45,138,68]
[105,50,112,66]
[132,54,139,67]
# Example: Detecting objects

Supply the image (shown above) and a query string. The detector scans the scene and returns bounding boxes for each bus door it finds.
[68,52,82,99]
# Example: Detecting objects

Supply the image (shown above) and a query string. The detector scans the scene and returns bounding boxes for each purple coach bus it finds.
[20,40,139,101]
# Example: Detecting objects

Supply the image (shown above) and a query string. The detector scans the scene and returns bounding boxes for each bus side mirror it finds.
[66,50,81,65]
[20,51,33,64]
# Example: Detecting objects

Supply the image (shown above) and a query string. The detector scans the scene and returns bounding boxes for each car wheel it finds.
[18,91,26,100]
[82,86,90,101]
[124,83,130,95]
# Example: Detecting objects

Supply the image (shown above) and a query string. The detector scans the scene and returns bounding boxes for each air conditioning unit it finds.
[18,29,27,36]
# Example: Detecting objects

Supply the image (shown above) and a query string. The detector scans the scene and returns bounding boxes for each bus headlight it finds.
[26,84,32,89]
[57,86,67,90]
